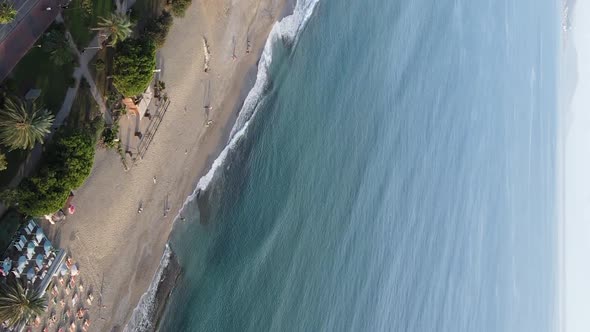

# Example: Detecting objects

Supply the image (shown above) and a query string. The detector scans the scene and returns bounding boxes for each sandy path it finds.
[42,0,288,330]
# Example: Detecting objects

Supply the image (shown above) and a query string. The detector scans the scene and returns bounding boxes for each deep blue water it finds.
[159,0,559,330]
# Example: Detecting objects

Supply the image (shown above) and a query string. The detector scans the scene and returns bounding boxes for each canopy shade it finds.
[36,254,44,268]
[18,256,26,269]
[36,227,44,242]
[2,258,11,272]
[26,268,35,280]
[44,240,52,253]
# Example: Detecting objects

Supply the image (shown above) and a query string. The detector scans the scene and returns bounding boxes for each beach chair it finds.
[25,220,35,235]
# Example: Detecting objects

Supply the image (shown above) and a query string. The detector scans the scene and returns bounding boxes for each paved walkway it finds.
[0,0,61,81]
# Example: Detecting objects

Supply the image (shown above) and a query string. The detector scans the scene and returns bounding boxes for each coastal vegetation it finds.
[64,0,113,48]
[112,37,157,97]
[101,123,119,149]
[97,13,134,46]
[0,279,47,329]
[42,26,76,66]
[144,11,173,48]
[0,2,17,24]
[169,0,192,17]
[2,127,99,216]
[0,153,6,171]
[0,97,54,151]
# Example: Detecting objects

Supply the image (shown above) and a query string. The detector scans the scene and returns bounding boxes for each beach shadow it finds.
[202,79,212,119]
[125,118,132,156]
[52,230,62,248]
[163,194,171,217]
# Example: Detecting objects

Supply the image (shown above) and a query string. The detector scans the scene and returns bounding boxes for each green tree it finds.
[0,152,6,171]
[112,38,156,97]
[14,169,71,217]
[144,11,173,48]
[169,0,192,17]
[3,128,97,216]
[97,13,134,46]
[0,279,47,329]
[0,97,54,151]
[42,28,74,66]
[0,2,17,24]
[48,130,95,189]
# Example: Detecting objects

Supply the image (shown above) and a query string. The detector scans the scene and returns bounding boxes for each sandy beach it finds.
[40,0,289,330]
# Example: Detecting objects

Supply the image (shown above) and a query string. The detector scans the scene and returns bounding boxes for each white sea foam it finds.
[124,1,320,330]
[197,0,320,193]
[124,244,172,332]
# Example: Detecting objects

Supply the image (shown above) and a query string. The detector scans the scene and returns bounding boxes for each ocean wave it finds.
[124,244,172,332]
[124,1,320,330]
[196,0,320,193]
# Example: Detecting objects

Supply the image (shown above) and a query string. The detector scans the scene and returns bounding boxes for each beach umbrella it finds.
[18,256,26,270]
[44,240,52,254]
[68,204,76,215]
[27,241,35,253]
[70,264,79,276]
[36,227,45,243]
[2,258,12,272]
[27,268,35,280]
[59,263,68,276]
[36,254,44,268]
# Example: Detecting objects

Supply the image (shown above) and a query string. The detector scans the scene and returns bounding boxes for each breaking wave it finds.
[124,1,319,330]
[124,244,172,332]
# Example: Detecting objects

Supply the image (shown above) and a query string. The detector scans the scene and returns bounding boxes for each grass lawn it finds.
[9,26,75,114]
[64,0,114,49]
[66,79,101,130]
[0,209,25,253]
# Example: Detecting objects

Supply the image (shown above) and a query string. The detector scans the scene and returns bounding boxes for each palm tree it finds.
[0,152,7,171]
[0,2,17,24]
[42,29,74,66]
[0,279,47,329]
[0,97,54,150]
[97,13,133,46]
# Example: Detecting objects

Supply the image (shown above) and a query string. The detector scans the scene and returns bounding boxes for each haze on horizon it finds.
[562,0,590,331]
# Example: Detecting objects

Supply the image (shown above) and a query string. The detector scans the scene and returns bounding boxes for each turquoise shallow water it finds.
[159,0,559,330]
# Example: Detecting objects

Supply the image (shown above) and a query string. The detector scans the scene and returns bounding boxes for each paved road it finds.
[0,0,61,82]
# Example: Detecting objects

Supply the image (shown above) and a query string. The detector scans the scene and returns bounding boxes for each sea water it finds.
[158,0,560,330]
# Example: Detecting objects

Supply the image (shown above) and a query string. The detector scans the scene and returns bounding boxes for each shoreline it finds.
[124,244,182,332]
[41,0,290,330]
